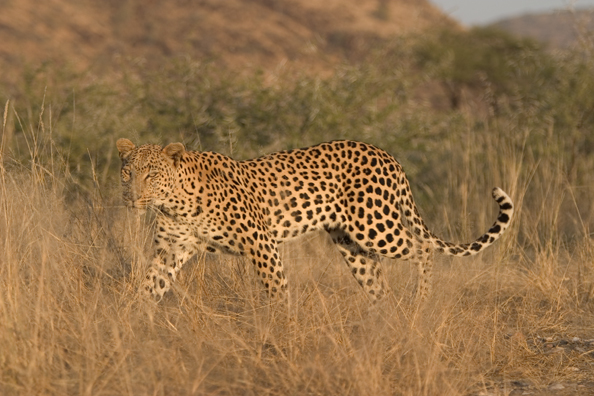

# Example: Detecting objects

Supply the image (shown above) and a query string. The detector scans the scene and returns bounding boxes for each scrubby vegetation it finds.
[1,27,594,395]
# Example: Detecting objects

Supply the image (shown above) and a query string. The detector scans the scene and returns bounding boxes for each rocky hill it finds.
[0,0,456,81]
[491,8,594,49]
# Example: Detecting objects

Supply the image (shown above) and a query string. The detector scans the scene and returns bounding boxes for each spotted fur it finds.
[116,138,514,302]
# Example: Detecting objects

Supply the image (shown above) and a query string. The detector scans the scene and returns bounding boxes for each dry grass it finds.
[1,106,594,396]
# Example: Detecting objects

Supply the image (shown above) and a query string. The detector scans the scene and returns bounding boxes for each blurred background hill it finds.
[1,0,593,81]
[0,0,456,81]
[492,8,594,49]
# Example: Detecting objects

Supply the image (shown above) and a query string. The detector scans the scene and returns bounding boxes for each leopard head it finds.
[116,138,185,211]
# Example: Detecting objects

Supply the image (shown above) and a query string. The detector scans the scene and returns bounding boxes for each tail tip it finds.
[492,187,514,211]
[492,187,508,199]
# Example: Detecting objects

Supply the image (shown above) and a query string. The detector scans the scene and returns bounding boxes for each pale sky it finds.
[429,0,594,25]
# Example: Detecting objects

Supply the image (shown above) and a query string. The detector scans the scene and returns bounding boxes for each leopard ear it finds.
[163,142,185,168]
[116,138,136,159]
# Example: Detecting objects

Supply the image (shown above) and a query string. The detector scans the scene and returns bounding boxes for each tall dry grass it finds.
[1,91,593,396]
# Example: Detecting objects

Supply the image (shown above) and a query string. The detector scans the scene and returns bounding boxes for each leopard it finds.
[116,138,514,303]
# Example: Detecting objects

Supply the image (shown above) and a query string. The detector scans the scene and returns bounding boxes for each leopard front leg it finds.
[240,228,287,300]
[143,244,198,300]
[142,222,198,301]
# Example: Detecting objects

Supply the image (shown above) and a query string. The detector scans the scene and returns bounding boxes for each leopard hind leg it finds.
[327,228,388,302]
[411,241,434,302]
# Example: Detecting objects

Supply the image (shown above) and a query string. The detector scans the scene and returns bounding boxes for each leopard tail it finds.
[402,186,514,257]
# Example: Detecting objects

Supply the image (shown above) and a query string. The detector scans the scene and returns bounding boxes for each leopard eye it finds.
[145,170,159,180]
[121,169,131,179]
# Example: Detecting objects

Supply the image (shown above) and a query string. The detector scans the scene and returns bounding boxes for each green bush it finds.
[413,27,553,110]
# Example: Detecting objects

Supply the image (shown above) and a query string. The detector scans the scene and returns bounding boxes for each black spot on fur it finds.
[498,213,510,223]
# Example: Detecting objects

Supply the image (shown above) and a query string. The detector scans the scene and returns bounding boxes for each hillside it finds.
[0,0,456,82]
[492,8,594,48]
